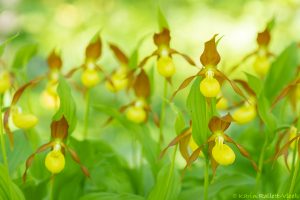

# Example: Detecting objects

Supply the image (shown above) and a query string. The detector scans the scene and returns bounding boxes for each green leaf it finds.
[53,78,77,133]
[186,77,209,146]
[263,43,298,101]
[12,43,38,70]
[0,131,32,174]
[93,104,160,176]
[147,164,181,200]
[245,72,262,96]
[257,94,277,134]
[128,49,138,69]
[80,193,145,200]
[157,7,169,31]
[0,164,25,200]
[0,33,19,56]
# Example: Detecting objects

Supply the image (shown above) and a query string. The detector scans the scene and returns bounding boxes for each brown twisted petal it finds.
[223,134,259,171]
[61,143,90,178]
[23,141,55,182]
[160,127,192,159]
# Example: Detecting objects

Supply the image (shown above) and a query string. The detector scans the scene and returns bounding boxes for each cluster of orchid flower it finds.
[0,20,299,183]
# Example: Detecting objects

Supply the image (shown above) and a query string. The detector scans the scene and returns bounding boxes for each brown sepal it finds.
[153,28,171,47]
[133,69,150,98]
[109,43,128,64]
[51,117,69,141]
[257,28,271,47]
[86,37,102,60]
[200,34,221,66]
[208,114,232,133]
[47,50,62,70]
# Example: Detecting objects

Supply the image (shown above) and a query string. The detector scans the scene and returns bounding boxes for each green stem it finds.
[49,175,54,200]
[204,158,209,200]
[159,79,168,148]
[289,140,299,194]
[83,89,91,139]
[164,144,177,200]
[0,95,8,169]
[256,136,268,188]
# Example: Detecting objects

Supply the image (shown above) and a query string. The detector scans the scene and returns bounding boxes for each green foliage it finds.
[147,164,181,200]
[53,77,77,133]
[0,33,19,56]
[263,43,298,101]
[12,44,38,71]
[0,165,25,200]
[186,77,209,146]
[157,7,169,30]
[80,193,145,200]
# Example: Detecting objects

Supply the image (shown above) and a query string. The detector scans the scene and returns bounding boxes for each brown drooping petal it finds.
[179,133,192,163]
[214,69,248,101]
[208,114,232,133]
[169,49,196,66]
[171,75,197,100]
[61,143,90,178]
[271,78,300,110]
[184,147,202,170]
[47,50,62,70]
[160,127,192,159]
[51,117,69,140]
[234,79,256,97]
[64,66,82,78]
[4,76,45,148]
[3,109,13,148]
[109,43,129,65]
[102,102,135,127]
[171,70,206,101]
[153,28,171,47]
[86,37,102,60]
[274,135,300,160]
[138,50,158,68]
[208,140,219,178]
[133,69,150,98]
[224,134,259,171]
[12,76,45,105]
[200,35,221,66]
[257,28,271,47]
[23,141,55,182]
[228,51,258,75]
